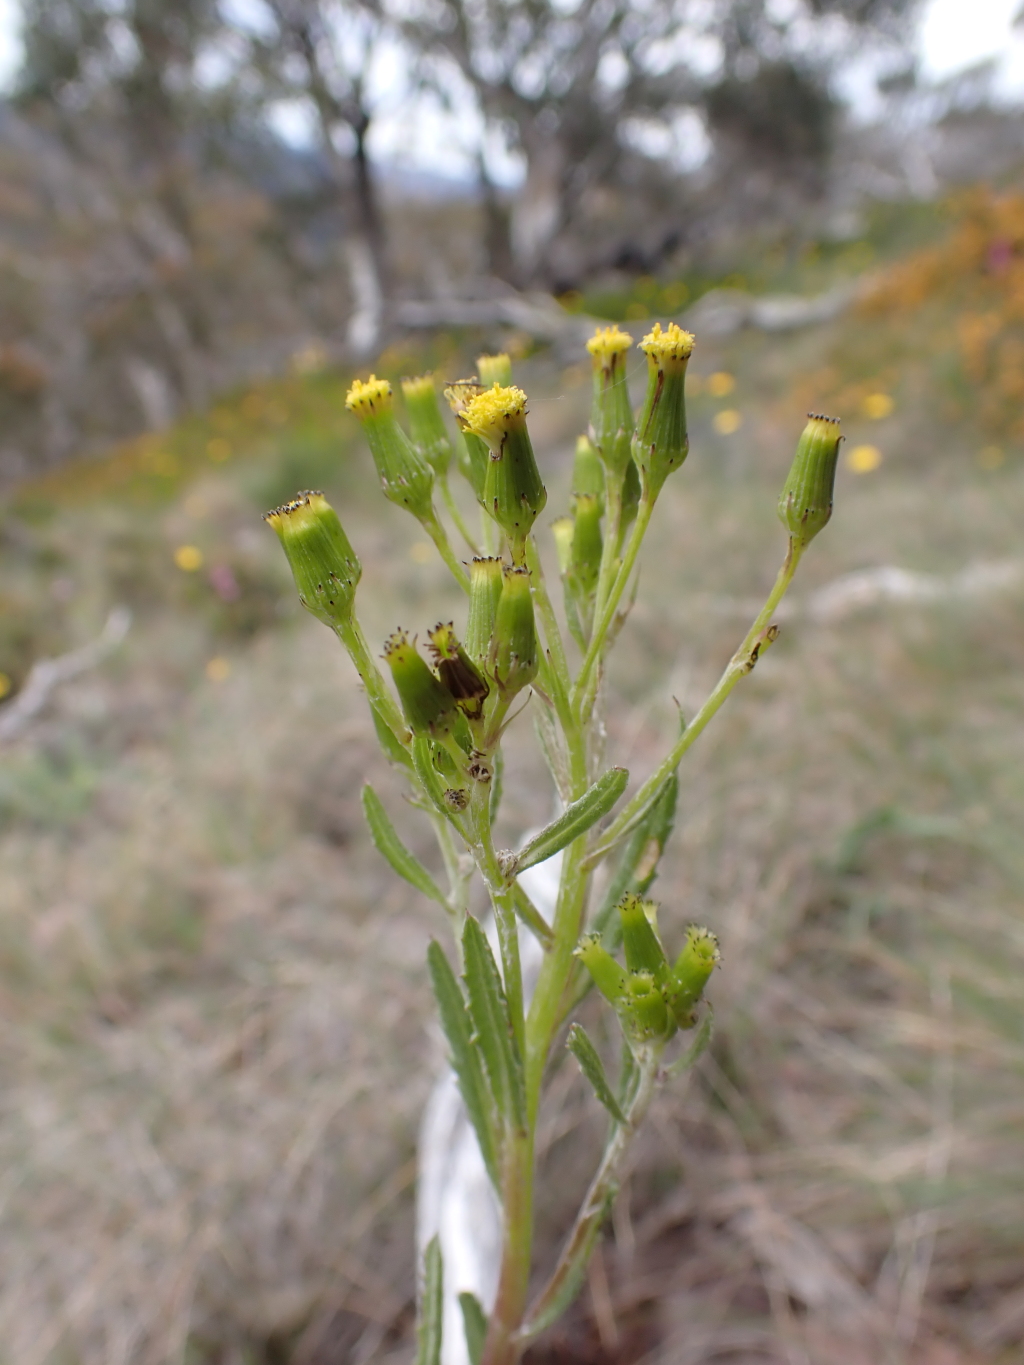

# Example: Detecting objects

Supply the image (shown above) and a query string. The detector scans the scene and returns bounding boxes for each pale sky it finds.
[0,0,1021,168]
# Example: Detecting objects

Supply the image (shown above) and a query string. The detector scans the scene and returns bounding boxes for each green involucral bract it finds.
[633,322,694,500]
[778,413,843,549]
[384,630,458,738]
[402,374,454,475]
[263,490,360,628]
[489,564,537,698]
[346,375,435,518]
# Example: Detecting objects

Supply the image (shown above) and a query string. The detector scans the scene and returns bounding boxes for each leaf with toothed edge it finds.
[416,1236,444,1365]
[361,785,448,907]
[427,941,500,1188]
[462,916,526,1131]
[515,766,628,873]
[458,1291,487,1365]
[567,1023,626,1124]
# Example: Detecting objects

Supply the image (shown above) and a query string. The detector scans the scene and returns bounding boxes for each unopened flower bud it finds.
[634,323,695,499]
[383,630,458,738]
[466,556,505,663]
[477,352,513,388]
[346,376,434,518]
[444,380,488,500]
[401,374,453,475]
[778,414,842,550]
[570,493,602,596]
[551,517,574,577]
[463,385,547,561]
[489,564,537,697]
[427,621,490,721]
[623,970,671,1041]
[618,894,669,983]
[665,926,720,1028]
[575,933,628,1005]
[572,435,605,507]
[586,326,634,477]
[263,490,360,627]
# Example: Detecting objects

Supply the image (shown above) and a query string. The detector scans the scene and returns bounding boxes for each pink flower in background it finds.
[208,562,240,602]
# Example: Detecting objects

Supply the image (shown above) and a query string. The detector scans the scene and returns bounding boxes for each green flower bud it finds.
[618,894,669,984]
[444,380,489,500]
[489,564,537,698]
[346,376,435,519]
[477,352,513,388]
[551,518,575,577]
[427,621,490,722]
[401,374,453,475]
[665,926,720,1028]
[778,414,842,550]
[623,970,672,1041]
[263,490,361,628]
[572,435,605,507]
[570,493,603,596]
[586,326,634,477]
[465,556,505,663]
[383,630,458,738]
[633,323,695,499]
[575,933,628,1005]
[463,385,547,563]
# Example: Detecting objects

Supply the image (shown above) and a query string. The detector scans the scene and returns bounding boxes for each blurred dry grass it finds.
[0,229,1022,1364]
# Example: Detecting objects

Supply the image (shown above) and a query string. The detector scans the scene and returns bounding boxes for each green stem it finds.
[518,1046,661,1344]
[482,1126,534,1365]
[588,540,803,863]
[573,494,655,726]
[336,618,409,744]
[421,507,471,593]
[591,471,624,633]
[439,472,481,553]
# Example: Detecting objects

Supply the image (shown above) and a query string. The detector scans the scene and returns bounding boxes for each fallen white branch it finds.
[0,606,131,744]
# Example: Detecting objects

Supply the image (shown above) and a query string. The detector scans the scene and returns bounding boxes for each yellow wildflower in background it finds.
[847,444,883,473]
[174,545,204,571]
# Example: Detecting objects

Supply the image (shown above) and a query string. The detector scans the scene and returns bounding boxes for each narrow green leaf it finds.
[458,1291,488,1365]
[511,882,554,948]
[362,785,448,907]
[427,941,500,1187]
[515,767,629,873]
[370,701,412,768]
[567,1023,626,1124]
[591,772,679,949]
[416,1236,444,1365]
[462,916,526,1131]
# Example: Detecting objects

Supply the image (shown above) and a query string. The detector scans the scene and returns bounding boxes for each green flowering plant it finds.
[265,334,842,1365]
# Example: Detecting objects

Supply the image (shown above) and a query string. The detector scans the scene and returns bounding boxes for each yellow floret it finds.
[462,383,529,444]
[345,374,393,417]
[400,374,436,402]
[640,322,695,366]
[263,489,329,534]
[586,325,634,365]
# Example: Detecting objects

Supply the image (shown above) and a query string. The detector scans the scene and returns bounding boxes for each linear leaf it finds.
[515,767,629,873]
[591,772,679,949]
[362,785,448,907]
[458,1291,488,1365]
[462,916,526,1131]
[511,882,554,948]
[567,1023,626,1124]
[416,1236,444,1365]
[427,941,500,1187]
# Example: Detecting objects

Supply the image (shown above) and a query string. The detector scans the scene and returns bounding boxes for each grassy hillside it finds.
[0,195,1022,1364]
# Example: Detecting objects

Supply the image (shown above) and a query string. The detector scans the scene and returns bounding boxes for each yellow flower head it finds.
[461,384,529,445]
[639,322,695,367]
[263,489,332,536]
[400,374,436,403]
[345,374,393,418]
[586,325,633,368]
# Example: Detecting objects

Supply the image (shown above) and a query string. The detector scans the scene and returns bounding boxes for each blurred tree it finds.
[238,0,392,354]
[405,0,922,288]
